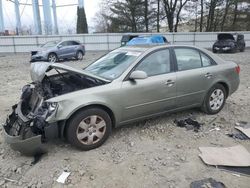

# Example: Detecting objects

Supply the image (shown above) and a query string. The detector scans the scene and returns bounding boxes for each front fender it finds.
[46,97,120,126]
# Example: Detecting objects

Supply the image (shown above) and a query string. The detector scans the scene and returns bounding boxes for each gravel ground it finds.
[0,50,249,188]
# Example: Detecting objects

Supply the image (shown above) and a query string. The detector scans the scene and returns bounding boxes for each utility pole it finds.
[78,0,84,8]
[0,0,4,33]
[52,0,59,34]
[14,0,21,35]
[42,0,53,35]
[32,0,42,34]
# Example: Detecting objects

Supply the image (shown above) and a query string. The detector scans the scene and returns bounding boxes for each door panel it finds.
[121,73,176,121]
[119,48,176,122]
[174,48,216,108]
[176,69,207,107]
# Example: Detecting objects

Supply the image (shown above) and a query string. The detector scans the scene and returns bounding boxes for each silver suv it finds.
[31,40,85,63]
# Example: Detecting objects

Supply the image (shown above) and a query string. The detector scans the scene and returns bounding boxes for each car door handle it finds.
[205,73,213,79]
[165,80,175,86]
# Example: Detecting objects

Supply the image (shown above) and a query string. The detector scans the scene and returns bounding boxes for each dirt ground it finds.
[0,50,249,188]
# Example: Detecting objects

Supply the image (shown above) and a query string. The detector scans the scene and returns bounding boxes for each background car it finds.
[4,45,240,155]
[126,35,168,46]
[31,40,85,63]
[120,34,138,46]
[212,33,245,53]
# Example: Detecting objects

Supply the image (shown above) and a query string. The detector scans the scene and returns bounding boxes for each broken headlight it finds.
[46,102,58,115]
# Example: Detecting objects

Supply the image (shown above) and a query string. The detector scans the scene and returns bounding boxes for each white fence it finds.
[0,32,250,53]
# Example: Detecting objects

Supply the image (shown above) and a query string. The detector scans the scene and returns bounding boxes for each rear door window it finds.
[174,48,202,71]
[200,53,212,67]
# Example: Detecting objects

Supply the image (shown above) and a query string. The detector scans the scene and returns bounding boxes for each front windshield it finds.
[41,41,59,48]
[85,50,141,80]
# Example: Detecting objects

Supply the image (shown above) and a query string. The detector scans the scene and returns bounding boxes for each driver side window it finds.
[135,49,171,77]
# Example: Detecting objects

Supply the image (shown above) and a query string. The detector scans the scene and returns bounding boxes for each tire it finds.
[76,51,83,60]
[48,53,58,63]
[212,49,217,53]
[201,84,226,115]
[66,108,112,150]
[240,47,245,52]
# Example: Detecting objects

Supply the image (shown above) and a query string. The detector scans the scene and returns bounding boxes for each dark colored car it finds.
[31,40,85,63]
[121,35,138,46]
[213,33,245,53]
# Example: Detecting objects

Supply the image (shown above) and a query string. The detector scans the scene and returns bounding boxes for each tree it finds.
[162,0,189,32]
[221,0,233,31]
[200,0,204,31]
[76,7,88,33]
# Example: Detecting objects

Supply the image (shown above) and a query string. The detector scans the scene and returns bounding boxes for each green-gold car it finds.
[3,45,240,155]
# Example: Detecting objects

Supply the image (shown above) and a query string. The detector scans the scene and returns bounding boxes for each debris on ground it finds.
[31,152,45,165]
[227,132,249,140]
[56,171,71,184]
[190,178,226,188]
[227,121,250,140]
[235,121,250,138]
[199,145,250,176]
[174,118,202,132]
[218,166,250,176]
[199,145,250,166]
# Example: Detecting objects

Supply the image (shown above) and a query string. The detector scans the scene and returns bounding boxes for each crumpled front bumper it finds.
[30,54,48,62]
[2,103,49,156]
[3,129,46,156]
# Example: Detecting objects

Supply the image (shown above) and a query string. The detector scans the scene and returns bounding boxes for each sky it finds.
[2,0,102,34]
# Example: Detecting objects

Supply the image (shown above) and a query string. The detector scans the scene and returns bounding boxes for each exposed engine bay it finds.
[40,71,106,99]
[3,63,108,155]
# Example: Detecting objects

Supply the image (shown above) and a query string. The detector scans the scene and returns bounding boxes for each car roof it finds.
[120,44,204,51]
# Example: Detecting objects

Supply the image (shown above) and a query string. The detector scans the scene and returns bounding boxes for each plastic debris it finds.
[56,171,71,184]
[174,118,201,132]
[190,178,226,188]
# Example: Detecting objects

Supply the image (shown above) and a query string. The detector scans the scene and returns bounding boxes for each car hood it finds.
[32,47,52,52]
[30,62,111,83]
[217,34,235,41]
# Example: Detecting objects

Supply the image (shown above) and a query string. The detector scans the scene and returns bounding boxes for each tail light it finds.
[235,65,240,74]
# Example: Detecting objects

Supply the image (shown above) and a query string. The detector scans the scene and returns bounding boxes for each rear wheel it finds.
[202,84,226,114]
[66,108,112,150]
[48,53,58,63]
[240,47,245,52]
[76,51,83,60]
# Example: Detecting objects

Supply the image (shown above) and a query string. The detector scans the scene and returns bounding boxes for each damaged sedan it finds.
[3,45,240,155]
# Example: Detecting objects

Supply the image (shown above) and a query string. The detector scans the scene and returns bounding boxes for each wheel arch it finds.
[216,81,229,98]
[62,104,116,138]
[47,52,58,59]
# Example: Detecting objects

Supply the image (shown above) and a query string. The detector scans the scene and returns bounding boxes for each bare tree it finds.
[162,0,189,32]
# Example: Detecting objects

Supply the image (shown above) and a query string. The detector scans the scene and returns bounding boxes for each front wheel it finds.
[48,53,58,63]
[202,84,226,114]
[76,51,84,60]
[66,108,112,150]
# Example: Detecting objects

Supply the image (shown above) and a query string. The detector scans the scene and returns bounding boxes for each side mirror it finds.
[57,44,62,49]
[129,70,148,80]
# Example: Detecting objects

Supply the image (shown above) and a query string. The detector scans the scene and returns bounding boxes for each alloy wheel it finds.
[209,89,225,111]
[77,52,83,60]
[76,115,106,145]
[48,54,57,63]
